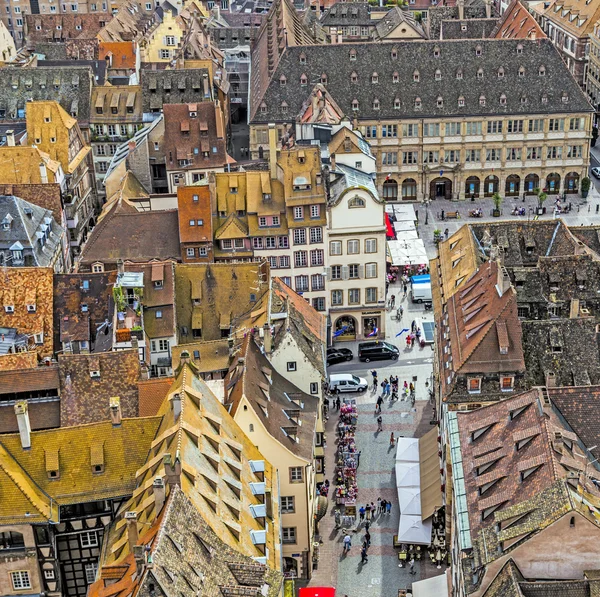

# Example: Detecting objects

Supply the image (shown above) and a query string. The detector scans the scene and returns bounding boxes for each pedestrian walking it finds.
[365,530,371,548]
[365,503,371,520]
[335,396,341,411]
[386,501,392,515]
[371,369,378,383]
[399,305,404,318]
[377,415,383,432]
[365,519,370,532]
[409,382,414,393]
[375,395,383,414]
[357,450,361,468]
[381,499,387,514]
[389,294,396,309]
[403,283,408,297]
[361,545,368,563]
[343,534,352,554]
[390,432,395,447]
[409,557,416,575]
[384,381,391,398]
[359,506,366,521]
[371,502,376,518]
[377,497,382,513]
[411,320,416,332]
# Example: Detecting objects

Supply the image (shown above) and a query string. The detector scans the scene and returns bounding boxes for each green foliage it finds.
[582,176,591,192]
[492,192,502,210]
[113,286,126,312]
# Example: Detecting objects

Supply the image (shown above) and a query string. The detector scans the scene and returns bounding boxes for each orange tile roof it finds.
[98,41,137,69]
[177,185,212,244]
[493,0,547,39]
[137,377,174,416]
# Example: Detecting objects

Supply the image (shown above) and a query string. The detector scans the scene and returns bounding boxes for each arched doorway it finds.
[383,179,398,201]
[546,172,561,194]
[484,175,499,197]
[402,178,417,201]
[525,173,539,194]
[505,174,520,196]
[334,315,357,340]
[429,177,452,200]
[465,176,480,198]
[283,557,298,578]
[565,172,579,193]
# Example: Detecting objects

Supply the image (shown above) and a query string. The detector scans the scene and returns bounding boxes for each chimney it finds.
[140,364,151,380]
[164,452,181,487]
[125,512,139,553]
[171,392,182,420]
[496,264,511,296]
[39,161,48,183]
[133,545,145,576]
[110,396,122,426]
[202,73,210,99]
[331,29,337,44]
[545,372,557,388]
[14,401,31,449]
[6,130,15,146]
[485,0,491,18]
[566,470,580,491]
[268,123,277,180]
[263,323,272,354]
[214,102,224,139]
[330,153,336,172]
[457,0,464,20]
[152,476,166,513]
[117,259,124,274]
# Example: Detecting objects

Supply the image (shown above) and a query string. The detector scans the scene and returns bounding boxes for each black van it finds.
[358,341,400,363]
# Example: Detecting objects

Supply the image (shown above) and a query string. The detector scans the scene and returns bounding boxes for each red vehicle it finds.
[299,588,336,597]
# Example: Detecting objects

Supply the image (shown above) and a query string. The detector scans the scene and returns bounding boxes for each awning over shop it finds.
[387,239,428,267]
[395,430,442,545]
[385,212,394,239]
[412,574,449,597]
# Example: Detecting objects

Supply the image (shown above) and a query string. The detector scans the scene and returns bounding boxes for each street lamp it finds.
[424,197,431,226]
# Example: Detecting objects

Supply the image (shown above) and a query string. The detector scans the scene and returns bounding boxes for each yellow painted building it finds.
[139,4,186,63]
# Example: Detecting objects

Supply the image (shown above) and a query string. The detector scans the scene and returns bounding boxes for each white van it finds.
[328,373,368,393]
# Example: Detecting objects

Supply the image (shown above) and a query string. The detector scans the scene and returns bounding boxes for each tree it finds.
[492,192,502,211]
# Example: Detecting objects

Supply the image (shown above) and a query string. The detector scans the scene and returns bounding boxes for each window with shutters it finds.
[365,263,377,278]
[347,240,359,254]
[331,265,342,280]
[348,264,359,279]
[365,238,377,253]
[160,49,170,59]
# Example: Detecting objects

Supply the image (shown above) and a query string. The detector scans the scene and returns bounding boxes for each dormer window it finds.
[539,65,546,76]
[456,68,463,79]
[281,102,288,114]
[480,95,486,106]
[433,45,440,57]
[475,44,482,56]
[349,49,356,61]
[300,74,307,86]
[562,92,569,103]
[520,95,528,104]
[260,103,267,114]
[517,43,523,53]
[500,94,507,105]
[413,70,419,82]
[352,99,359,111]
[371,72,378,84]
[27,304,36,313]
[392,71,399,83]
[373,98,380,110]
[498,67,505,78]
[299,52,306,64]
[414,97,421,110]
[391,47,398,59]
[542,94,548,104]
[435,69,442,81]
[468,377,482,393]
[458,96,465,107]
[519,66,525,77]
[437,96,443,108]
[477,68,483,79]
[279,75,286,87]
[351,71,358,83]
[320,73,327,84]
[394,97,401,109]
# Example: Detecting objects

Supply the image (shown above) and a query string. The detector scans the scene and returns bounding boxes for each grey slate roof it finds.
[0,195,64,268]
[440,17,498,39]
[0,66,93,125]
[141,68,212,113]
[251,38,592,123]
[374,6,425,39]
[321,2,373,27]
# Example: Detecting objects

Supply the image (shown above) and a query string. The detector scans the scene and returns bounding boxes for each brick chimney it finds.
[263,323,272,354]
[153,477,166,513]
[268,123,278,180]
[545,372,557,388]
[110,396,122,426]
[125,512,139,553]
[14,401,31,449]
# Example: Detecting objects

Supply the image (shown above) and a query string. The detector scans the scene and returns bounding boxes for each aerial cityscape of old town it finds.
[2,0,600,594]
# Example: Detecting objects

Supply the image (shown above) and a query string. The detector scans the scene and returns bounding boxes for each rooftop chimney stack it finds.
[109,396,122,426]
[6,130,15,147]
[164,452,182,488]
[496,264,511,296]
[152,477,166,514]
[485,0,491,18]
[263,323,272,354]
[14,401,31,449]
[172,392,182,421]
[125,512,139,553]
[39,161,48,183]
[457,0,464,20]
[268,123,278,181]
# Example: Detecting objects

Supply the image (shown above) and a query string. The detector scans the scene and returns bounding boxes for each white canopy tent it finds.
[387,239,428,267]
[411,574,449,597]
[397,514,433,545]
[385,203,417,223]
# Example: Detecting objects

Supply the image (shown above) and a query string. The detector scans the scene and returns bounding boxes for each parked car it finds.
[358,341,400,363]
[328,373,368,393]
[592,167,600,179]
[326,347,353,366]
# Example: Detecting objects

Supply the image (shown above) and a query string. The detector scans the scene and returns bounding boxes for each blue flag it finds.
[333,326,348,338]
[396,328,410,337]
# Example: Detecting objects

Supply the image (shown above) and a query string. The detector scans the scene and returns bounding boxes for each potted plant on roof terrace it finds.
[492,192,502,217]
